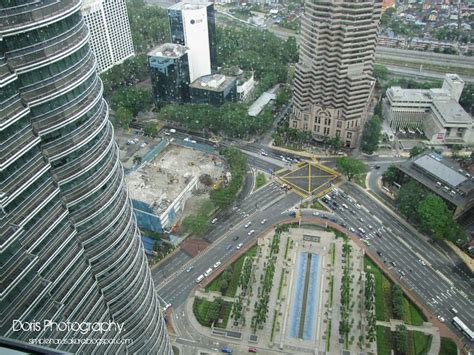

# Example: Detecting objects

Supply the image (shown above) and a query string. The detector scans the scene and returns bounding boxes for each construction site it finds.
[125,143,226,225]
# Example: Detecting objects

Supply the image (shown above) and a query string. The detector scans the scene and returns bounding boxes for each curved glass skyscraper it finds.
[0,1,171,354]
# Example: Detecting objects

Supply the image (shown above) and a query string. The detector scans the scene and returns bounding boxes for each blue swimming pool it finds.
[289,252,307,338]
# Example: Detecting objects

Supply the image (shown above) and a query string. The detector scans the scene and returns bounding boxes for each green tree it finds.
[336,157,367,181]
[181,214,209,236]
[206,298,223,324]
[133,156,142,165]
[409,145,427,158]
[373,64,389,83]
[360,116,382,154]
[395,181,428,221]
[115,107,133,129]
[395,324,408,353]
[144,123,159,137]
[417,195,453,240]
[382,165,398,186]
[111,87,153,116]
[328,136,343,154]
[459,82,473,115]
[219,279,229,293]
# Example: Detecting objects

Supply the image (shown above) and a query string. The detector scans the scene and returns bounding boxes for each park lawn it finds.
[311,200,329,211]
[254,172,266,190]
[411,331,432,355]
[364,257,391,321]
[376,326,391,355]
[193,298,233,328]
[353,172,367,188]
[205,245,257,297]
[439,337,457,355]
[364,256,427,325]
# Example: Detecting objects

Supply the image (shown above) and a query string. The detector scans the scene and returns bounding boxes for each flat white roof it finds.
[414,154,467,187]
[248,92,276,116]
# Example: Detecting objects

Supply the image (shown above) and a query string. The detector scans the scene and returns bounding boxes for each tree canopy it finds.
[409,145,427,158]
[336,157,366,181]
[111,87,153,117]
[360,115,382,154]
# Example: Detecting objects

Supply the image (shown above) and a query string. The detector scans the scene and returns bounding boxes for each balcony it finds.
[6,20,89,71]
[20,50,96,105]
[70,167,123,225]
[62,145,118,206]
[32,78,102,134]
[0,94,29,129]
[1,152,49,203]
[52,122,112,183]
[1,250,38,294]
[0,130,40,171]
[43,100,108,161]
[0,0,81,34]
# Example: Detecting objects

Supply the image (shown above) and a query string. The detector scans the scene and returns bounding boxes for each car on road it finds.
[363,240,370,246]
[196,275,204,283]
[321,215,329,219]
[211,218,218,224]
[340,222,347,227]
[349,227,356,233]
[350,210,356,215]
[451,307,458,314]
[368,225,373,230]
[375,231,382,238]
[232,206,238,211]
[169,129,176,133]
[355,203,362,210]
[186,266,194,273]
[213,261,222,268]
[437,315,445,322]
[312,211,320,216]
[260,151,268,157]
[204,268,213,277]
[260,219,267,224]
[418,259,426,266]
[248,347,257,353]
[359,217,364,223]
[374,165,381,169]
[232,236,240,241]
[342,203,348,209]
[226,244,232,250]
[248,229,255,236]
[244,222,252,228]
[329,217,338,222]
[163,303,172,312]
[399,269,406,276]
[236,243,243,250]
[376,250,382,256]
[221,347,233,353]
[390,261,397,267]
[358,227,366,235]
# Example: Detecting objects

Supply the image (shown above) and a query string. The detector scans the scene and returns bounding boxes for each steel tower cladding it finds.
[291,0,382,148]
[0,1,171,354]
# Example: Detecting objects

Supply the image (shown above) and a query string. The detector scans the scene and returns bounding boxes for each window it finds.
[336,130,341,137]
[323,127,330,135]
[346,132,352,139]
[292,121,297,128]
[303,123,308,130]
[324,118,330,125]
[336,121,342,128]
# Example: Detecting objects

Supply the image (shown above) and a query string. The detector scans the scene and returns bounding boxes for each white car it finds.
[419,259,426,266]
[163,303,171,312]
[248,229,255,236]
[244,222,252,228]
[169,129,176,133]
[437,315,445,322]
[236,243,243,250]
[260,151,268,156]
[204,268,213,277]
[355,203,362,210]
[349,227,356,233]
[213,261,222,268]
[312,211,320,216]
[211,218,218,224]
[368,225,373,230]
[260,219,267,224]
[342,203,349,209]
[186,266,193,273]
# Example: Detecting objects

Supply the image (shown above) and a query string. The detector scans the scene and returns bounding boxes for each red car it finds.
[248,348,257,353]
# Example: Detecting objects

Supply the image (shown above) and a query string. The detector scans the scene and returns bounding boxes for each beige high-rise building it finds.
[291,0,382,148]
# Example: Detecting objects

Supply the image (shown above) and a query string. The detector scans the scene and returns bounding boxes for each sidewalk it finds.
[376,320,440,355]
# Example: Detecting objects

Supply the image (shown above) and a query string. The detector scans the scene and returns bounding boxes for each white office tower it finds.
[82,0,135,72]
[168,1,217,82]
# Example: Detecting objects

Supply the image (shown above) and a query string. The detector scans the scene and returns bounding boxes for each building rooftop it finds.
[413,154,467,187]
[168,1,212,11]
[398,152,474,206]
[248,91,276,116]
[148,43,187,58]
[387,87,432,102]
[190,74,235,92]
[432,98,472,124]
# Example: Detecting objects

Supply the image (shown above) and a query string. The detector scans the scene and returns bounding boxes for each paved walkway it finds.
[195,290,236,303]
[376,320,440,355]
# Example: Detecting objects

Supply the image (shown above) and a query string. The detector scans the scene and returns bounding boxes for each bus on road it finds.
[452,316,474,342]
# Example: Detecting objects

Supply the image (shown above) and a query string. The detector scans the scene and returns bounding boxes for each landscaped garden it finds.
[193,297,233,329]
[375,325,432,355]
[439,337,458,355]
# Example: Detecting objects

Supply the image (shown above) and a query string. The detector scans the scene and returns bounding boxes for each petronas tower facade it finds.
[1,1,171,353]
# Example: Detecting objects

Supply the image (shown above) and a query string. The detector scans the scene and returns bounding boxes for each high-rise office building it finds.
[291,0,382,148]
[168,1,217,82]
[148,43,191,106]
[1,2,171,354]
[81,0,135,72]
